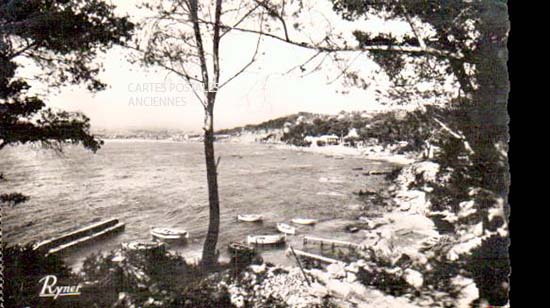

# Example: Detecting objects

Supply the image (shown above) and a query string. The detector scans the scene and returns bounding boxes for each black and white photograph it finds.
[1,0,510,307]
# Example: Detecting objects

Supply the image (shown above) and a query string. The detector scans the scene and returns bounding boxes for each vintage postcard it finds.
[1,0,510,307]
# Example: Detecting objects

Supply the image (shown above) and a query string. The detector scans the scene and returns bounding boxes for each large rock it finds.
[345,263,360,274]
[403,269,423,289]
[451,275,479,308]
[345,272,357,283]
[230,294,245,307]
[326,279,352,299]
[309,282,329,297]
[327,263,347,279]
[308,268,330,284]
[250,263,266,274]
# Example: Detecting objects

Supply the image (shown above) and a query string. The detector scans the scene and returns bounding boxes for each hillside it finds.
[217,108,433,154]
[215,112,317,135]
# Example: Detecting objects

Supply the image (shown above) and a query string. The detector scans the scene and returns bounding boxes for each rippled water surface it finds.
[1,141,395,267]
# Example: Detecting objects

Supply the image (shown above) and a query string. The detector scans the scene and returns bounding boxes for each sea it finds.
[1,141,395,268]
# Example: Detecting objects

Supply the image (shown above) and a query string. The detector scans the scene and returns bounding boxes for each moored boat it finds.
[150,227,189,240]
[122,240,165,251]
[228,241,255,255]
[247,234,286,245]
[345,225,360,233]
[291,218,317,225]
[237,214,263,222]
[276,222,296,235]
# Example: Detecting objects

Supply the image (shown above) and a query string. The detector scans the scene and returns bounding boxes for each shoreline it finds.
[272,143,417,165]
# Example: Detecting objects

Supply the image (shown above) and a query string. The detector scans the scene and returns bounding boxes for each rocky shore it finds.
[208,154,483,308]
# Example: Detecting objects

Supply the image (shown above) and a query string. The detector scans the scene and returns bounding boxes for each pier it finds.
[33,218,125,255]
[303,236,364,250]
[286,248,344,265]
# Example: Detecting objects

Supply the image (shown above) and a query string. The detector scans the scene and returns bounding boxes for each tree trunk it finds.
[201,96,220,268]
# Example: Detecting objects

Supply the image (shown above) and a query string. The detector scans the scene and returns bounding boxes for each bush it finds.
[3,244,78,308]
[79,248,233,307]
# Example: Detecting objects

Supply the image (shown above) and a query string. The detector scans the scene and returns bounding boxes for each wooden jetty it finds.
[286,248,344,265]
[33,218,125,255]
[303,236,363,250]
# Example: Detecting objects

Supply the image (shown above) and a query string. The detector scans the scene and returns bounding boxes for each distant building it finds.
[322,134,339,145]
[304,134,339,146]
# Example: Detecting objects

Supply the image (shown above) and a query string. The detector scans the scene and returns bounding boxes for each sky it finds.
[22,0,413,132]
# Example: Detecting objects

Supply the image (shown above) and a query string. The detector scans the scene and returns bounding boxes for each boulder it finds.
[326,279,352,299]
[356,259,368,268]
[309,282,329,297]
[230,294,245,308]
[308,268,330,284]
[345,273,357,283]
[345,263,360,274]
[349,282,369,301]
[327,263,347,279]
[250,263,266,274]
[403,269,423,289]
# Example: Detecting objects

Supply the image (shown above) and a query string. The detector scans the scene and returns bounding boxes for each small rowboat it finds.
[247,234,286,245]
[237,214,263,222]
[291,218,317,225]
[150,227,189,240]
[122,240,165,251]
[228,241,255,255]
[276,223,296,235]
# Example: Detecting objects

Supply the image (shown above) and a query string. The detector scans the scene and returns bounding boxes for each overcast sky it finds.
[25,1,413,132]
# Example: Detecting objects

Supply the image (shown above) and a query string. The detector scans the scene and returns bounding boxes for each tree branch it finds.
[202,21,462,59]
[218,14,263,89]
[254,0,289,41]
[220,3,261,39]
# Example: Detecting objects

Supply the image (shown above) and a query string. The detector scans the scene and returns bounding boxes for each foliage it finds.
[275,108,440,153]
[3,244,75,307]
[216,112,315,135]
[328,0,510,304]
[79,248,232,307]
[0,0,134,207]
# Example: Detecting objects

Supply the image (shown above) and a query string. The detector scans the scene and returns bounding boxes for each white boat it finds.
[237,214,263,222]
[228,241,255,255]
[150,227,189,240]
[276,223,296,235]
[122,240,165,251]
[291,218,318,225]
[247,234,286,245]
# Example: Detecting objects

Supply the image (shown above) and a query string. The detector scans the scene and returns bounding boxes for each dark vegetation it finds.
[4,245,239,307]
[219,107,442,155]
[5,240,263,307]
[216,112,315,135]
[4,244,77,308]
[0,0,134,207]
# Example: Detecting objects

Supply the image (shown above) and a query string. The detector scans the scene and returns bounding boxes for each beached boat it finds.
[228,241,255,255]
[247,234,286,245]
[122,240,165,251]
[291,218,317,225]
[237,214,263,222]
[150,227,189,240]
[276,223,296,235]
